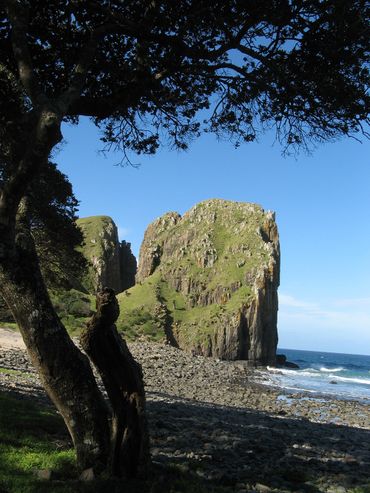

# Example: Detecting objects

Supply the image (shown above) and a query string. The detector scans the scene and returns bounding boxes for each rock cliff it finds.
[77,216,136,294]
[118,199,280,365]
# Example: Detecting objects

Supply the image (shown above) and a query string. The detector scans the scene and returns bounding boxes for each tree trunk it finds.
[0,215,110,472]
[0,212,150,477]
[0,100,149,476]
[81,288,150,478]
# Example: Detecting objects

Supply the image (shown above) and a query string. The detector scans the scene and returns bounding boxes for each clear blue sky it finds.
[57,118,370,355]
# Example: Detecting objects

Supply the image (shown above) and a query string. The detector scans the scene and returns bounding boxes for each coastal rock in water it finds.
[77,216,136,294]
[276,354,300,369]
[118,199,280,365]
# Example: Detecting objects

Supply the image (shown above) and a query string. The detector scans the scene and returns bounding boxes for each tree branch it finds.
[4,0,45,105]
[57,24,112,113]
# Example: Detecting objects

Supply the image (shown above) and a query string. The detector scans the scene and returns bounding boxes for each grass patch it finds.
[116,271,167,342]
[0,392,76,492]
[0,322,18,330]
[0,367,30,377]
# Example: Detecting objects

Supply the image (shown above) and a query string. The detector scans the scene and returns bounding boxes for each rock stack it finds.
[118,199,280,365]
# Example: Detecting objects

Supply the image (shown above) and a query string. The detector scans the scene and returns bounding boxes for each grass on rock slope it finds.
[116,200,272,346]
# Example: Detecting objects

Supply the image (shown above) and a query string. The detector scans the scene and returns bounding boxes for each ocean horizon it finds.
[264,347,370,403]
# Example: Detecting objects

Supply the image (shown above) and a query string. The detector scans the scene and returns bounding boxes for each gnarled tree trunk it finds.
[81,288,150,478]
[0,207,110,471]
[0,207,150,476]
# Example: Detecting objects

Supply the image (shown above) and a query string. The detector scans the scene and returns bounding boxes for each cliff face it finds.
[118,199,280,365]
[77,216,136,294]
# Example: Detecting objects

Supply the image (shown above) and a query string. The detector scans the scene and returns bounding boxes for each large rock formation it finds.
[77,216,136,294]
[118,199,280,365]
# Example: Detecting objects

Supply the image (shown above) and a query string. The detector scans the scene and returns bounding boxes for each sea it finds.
[263,348,370,403]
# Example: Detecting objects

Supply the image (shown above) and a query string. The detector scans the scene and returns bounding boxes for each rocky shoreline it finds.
[0,329,369,492]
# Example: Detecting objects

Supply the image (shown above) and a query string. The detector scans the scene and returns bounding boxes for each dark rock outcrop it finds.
[276,354,300,369]
[118,199,280,365]
[120,240,137,292]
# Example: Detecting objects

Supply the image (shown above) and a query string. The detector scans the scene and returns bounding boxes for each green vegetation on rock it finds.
[76,216,115,256]
[118,199,280,364]
[0,215,135,335]
[76,215,121,293]
[77,215,136,294]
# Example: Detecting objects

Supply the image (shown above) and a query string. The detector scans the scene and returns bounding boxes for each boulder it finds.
[276,354,300,369]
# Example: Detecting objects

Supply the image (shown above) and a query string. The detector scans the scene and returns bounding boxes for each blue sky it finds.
[57,118,370,355]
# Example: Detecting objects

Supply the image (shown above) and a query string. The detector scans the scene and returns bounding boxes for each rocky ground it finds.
[0,328,369,493]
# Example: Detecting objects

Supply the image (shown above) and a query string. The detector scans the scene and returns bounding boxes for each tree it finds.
[29,162,87,291]
[0,0,368,478]
[0,161,86,321]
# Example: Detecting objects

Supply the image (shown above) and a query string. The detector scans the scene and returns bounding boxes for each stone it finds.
[1,335,370,492]
[119,199,280,365]
[36,469,53,480]
[79,468,95,481]
[255,483,272,492]
[284,360,299,369]
[276,354,299,368]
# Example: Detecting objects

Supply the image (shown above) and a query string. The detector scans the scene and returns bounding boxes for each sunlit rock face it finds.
[119,199,280,365]
[77,216,136,294]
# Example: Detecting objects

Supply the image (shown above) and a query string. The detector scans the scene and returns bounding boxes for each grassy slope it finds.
[0,393,76,493]
[0,289,94,336]
[49,289,95,336]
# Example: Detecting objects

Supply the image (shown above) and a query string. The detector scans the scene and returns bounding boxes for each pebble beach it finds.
[0,327,369,493]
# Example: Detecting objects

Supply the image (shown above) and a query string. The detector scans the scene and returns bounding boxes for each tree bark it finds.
[81,288,150,478]
[0,211,110,472]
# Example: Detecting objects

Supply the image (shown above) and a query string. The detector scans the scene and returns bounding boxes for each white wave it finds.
[267,367,322,379]
[277,385,317,393]
[320,367,344,373]
[332,376,370,386]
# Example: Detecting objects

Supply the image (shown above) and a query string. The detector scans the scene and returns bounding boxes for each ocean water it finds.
[265,348,370,403]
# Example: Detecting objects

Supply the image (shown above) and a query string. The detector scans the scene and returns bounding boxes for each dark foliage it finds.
[0,0,368,163]
[29,163,87,290]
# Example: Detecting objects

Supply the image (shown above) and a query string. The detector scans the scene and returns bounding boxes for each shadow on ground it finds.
[146,390,370,492]
[1,385,369,493]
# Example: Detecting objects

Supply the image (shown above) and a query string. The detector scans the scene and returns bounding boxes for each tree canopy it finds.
[0,0,368,166]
